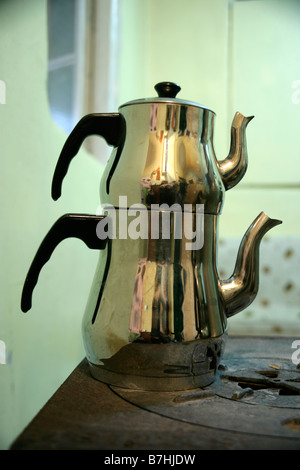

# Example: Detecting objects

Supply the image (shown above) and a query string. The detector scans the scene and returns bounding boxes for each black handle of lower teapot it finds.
[51,113,126,201]
[21,214,107,313]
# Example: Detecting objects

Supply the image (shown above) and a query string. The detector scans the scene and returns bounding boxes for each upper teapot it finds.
[51,82,253,215]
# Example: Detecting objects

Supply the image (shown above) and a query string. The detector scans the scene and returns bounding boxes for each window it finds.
[48,0,79,133]
[47,0,120,161]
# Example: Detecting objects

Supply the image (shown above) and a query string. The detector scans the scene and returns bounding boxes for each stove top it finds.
[113,355,300,442]
[10,336,300,450]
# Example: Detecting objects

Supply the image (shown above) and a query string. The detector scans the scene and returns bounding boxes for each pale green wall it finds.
[223,0,300,238]
[0,0,102,449]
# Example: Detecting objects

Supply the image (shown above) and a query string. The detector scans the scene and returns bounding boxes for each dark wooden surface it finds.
[10,336,300,450]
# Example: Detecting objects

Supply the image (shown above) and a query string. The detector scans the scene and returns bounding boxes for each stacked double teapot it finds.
[21,82,281,391]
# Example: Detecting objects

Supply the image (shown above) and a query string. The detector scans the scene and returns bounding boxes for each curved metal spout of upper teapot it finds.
[219,212,282,318]
[216,112,254,190]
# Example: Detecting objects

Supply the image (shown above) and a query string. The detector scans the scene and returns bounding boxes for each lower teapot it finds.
[21,210,281,391]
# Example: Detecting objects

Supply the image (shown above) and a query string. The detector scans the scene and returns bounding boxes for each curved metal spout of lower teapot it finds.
[219,212,282,318]
[216,112,254,190]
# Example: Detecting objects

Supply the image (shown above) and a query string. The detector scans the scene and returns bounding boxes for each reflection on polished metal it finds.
[216,112,254,190]
[100,101,251,213]
[21,82,282,391]
[88,334,227,391]
[220,212,282,317]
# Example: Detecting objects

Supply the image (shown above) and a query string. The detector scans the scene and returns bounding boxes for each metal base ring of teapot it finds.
[88,334,227,391]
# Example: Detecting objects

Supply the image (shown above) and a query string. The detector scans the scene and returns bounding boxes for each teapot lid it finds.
[119,81,214,113]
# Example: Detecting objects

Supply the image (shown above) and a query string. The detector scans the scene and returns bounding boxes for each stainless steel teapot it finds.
[21,82,281,391]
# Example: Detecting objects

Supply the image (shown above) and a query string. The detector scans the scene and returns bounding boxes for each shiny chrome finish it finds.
[100,104,254,214]
[216,112,254,190]
[219,212,282,317]
[82,210,281,390]
[21,82,283,391]
[101,102,224,214]
[82,213,227,364]
[88,334,227,391]
[82,211,230,390]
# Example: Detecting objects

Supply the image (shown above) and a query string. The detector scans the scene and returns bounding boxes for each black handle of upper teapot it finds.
[51,113,126,201]
[21,214,107,313]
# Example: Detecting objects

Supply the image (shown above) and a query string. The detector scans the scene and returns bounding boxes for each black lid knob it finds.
[154,82,181,98]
